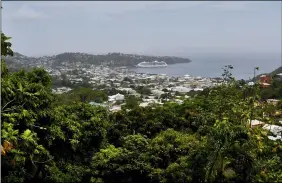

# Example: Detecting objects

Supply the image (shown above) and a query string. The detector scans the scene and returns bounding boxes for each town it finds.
[47,63,223,111]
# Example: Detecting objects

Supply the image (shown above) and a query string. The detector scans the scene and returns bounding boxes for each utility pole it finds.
[253,68,256,80]
[253,67,259,81]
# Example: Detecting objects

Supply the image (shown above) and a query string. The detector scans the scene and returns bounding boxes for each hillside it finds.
[269,66,282,76]
[252,66,282,82]
[4,52,192,69]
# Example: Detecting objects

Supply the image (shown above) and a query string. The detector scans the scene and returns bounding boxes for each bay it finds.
[132,53,281,80]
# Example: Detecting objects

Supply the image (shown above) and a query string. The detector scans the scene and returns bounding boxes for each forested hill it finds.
[4,52,192,68]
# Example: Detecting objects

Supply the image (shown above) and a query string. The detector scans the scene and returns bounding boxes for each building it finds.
[250,119,265,128]
[266,99,280,106]
[259,75,271,88]
[108,93,125,102]
[109,105,122,112]
[263,124,282,136]
[171,86,192,93]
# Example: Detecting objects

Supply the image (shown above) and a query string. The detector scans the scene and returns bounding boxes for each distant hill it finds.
[269,66,282,76]
[4,52,192,69]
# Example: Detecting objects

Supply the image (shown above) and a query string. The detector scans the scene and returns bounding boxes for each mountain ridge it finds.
[5,52,192,69]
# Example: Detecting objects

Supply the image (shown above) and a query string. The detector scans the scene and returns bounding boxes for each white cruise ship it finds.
[137,61,168,68]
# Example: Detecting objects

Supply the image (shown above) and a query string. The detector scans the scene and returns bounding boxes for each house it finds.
[259,75,271,88]
[267,136,282,141]
[250,119,265,128]
[89,102,108,108]
[139,102,149,108]
[174,99,184,104]
[151,89,165,97]
[263,124,282,136]
[118,88,137,95]
[266,99,280,106]
[109,105,122,112]
[108,93,125,102]
[193,87,204,92]
[171,86,192,93]
[261,83,271,88]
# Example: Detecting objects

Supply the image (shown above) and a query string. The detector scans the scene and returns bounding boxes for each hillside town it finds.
[49,64,224,110]
[47,63,282,143]
[5,48,282,143]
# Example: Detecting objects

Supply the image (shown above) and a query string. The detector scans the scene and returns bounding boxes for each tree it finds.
[1,34,55,183]
[124,95,139,109]
[54,87,108,105]
[222,65,234,82]
[91,135,151,183]
[2,33,282,183]
[136,86,151,95]
[1,33,13,56]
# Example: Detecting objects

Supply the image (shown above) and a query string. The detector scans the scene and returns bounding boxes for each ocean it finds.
[132,53,281,80]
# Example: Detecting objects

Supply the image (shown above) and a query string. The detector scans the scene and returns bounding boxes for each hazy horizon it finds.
[2,1,282,58]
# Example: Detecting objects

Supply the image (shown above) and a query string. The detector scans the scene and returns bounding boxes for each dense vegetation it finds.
[260,79,282,100]
[2,33,282,183]
[54,87,108,105]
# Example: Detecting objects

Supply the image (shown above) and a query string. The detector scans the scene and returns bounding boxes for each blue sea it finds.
[132,53,281,80]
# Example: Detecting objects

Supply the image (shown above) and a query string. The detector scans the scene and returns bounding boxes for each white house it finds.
[151,89,165,97]
[250,119,265,128]
[171,86,192,93]
[109,105,122,112]
[175,99,184,104]
[139,102,149,108]
[108,93,125,102]
[263,124,282,141]
[263,124,282,136]
[266,99,280,106]
[193,88,204,92]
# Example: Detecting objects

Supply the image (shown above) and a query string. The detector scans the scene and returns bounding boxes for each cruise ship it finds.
[137,61,168,68]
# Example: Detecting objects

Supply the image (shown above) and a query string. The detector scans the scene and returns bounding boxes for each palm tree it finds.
[1,33,13,56]
[253,67,259,80]
[205,124,255,183]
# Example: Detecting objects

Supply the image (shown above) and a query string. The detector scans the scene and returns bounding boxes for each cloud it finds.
[9,4,48,21]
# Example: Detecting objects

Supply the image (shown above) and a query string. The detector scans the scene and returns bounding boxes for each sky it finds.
[2,1,282,57]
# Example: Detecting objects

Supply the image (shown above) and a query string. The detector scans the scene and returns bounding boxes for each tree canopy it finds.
[2,33,282,183]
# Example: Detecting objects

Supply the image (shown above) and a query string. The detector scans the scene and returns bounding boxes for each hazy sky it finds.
[2,1,282,57]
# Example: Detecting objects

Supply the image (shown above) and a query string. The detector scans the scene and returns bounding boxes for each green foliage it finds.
[124,95,139,109]
[1,33,14,56]
[2,34,282,183]
[136,85,151,95]
[54,87,108,105]
[260,79,282,100]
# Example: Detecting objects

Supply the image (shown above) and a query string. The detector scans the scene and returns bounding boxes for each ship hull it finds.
[137,65,167,68]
